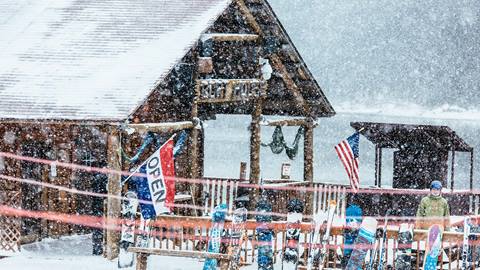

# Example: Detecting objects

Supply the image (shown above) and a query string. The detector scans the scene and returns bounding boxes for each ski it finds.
[306,210,328,270]
[469,220,480,268]
[366,227,381,270]
[317,200,337,270]
[136,218,152,248]
[282,199,304,270]
[423,224,443,270]
[203,203,228,270]
[257,198,274,270]
[228,207,248,270]
[342,205,363,268]
[118,191,139,268]
[395,223,414,270]
[462,216,471,270]
[346,216,378,270]
[375,210,391,270]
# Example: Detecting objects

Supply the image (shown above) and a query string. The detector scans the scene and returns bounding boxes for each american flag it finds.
[335,133,360,192]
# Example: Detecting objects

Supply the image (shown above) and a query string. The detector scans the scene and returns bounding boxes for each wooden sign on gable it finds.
[196,79,266,103]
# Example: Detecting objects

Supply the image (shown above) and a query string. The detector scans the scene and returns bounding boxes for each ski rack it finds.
[124,214,480,270]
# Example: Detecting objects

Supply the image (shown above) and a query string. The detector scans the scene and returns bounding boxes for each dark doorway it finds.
[20,140,48,238]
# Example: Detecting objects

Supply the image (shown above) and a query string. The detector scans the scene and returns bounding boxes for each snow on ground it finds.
[0,234,199,270]
[0,234,271,270]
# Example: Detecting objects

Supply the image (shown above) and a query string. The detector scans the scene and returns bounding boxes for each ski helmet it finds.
[212,203,228,222]
[430,180,442,190]
[287,198,304,213]
[346,204,362,224]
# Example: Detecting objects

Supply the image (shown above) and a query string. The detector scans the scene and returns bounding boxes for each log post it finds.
[190,93,199,179]
[303,120,314,183]
[378,148,382,188]
[374,146,379,187]
[470,150,474,191]
[189,82,201,216]
[105,127,122,260]
[304,119,314,215]
[249,99,262,205]
[136,253,148,270]
[450,132,455,190]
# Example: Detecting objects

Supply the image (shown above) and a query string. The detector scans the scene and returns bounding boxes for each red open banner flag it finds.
[134,137,176,219]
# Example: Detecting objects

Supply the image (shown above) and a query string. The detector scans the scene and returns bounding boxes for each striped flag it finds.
[133,136,176,219]
[334,133,360,192]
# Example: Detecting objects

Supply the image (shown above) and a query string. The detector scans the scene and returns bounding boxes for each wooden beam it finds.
[235,0,264,36]
[105,128,122,260]
[201,33,259,42]
[127,121,195,133]
[269,54,310,115]
[0,118,120,126]
[260,118,314,127]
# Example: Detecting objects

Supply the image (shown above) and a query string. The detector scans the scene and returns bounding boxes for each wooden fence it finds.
[138,214,479,270]
[199,178,480,219]
[200,178,347,218]
[201,178,240,216]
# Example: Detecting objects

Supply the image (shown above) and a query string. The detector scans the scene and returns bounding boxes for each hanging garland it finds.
[261,126,305,160]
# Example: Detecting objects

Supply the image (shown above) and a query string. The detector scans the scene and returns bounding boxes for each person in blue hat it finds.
[415,180,451,230]
[341,204,363,267]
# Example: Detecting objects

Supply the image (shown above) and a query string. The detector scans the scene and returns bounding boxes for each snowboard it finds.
[395,223,414,270]
[342,204,363,268]
[118,191,139,268]
[317,200,337,270]
[136,218,152,248]
[375,210,392,270]
[256,198,274,270]
[423,224,443,270]
[345,216,378,270]
[306,210,328,270]
[203,203,228,270]
[282,199,304,270]
[469,220,480,268]
[366,227,381,270]
[228,207,248,270]
[462,217,471,270]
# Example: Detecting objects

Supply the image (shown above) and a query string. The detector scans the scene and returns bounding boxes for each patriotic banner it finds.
[132,137,175,219]
[335,133,360,192]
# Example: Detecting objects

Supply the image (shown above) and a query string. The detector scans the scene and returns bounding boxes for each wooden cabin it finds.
[347,122,477,217]
[0,0,335,257]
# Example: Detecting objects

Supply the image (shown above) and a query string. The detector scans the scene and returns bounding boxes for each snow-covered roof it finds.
[0,0,231,121]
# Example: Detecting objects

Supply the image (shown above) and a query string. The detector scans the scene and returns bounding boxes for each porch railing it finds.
[141,215,479,269]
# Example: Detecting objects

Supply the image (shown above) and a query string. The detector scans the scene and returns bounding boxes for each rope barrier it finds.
[1,205,480,250]
[1,151,479,195]
[1,172,478,222]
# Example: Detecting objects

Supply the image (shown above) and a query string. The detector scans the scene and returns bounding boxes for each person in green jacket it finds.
[415,180,451,230]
